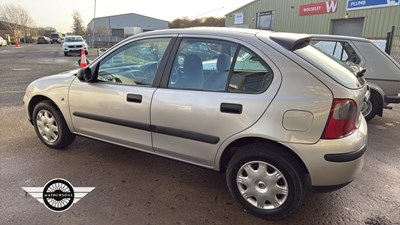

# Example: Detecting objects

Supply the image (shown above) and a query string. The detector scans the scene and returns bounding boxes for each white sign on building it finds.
[234,13,244,25]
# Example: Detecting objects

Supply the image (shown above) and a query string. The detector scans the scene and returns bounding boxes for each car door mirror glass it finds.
[77,67,95,82]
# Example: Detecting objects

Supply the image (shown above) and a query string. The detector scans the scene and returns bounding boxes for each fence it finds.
[390,27,400,64]
[85,35,123,48]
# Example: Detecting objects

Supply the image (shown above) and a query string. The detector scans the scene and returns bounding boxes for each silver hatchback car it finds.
[23,28,368,219]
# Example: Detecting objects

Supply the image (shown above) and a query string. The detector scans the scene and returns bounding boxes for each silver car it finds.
[23,28,368,219]
[310,35,400,121]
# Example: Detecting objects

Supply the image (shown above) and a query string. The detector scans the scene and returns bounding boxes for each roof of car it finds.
[309,34,371,42]
[135,27,261,37]
[131,27,311,50]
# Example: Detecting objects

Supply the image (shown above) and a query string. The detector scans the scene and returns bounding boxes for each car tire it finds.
[32,100,76,149]
[363,92,380,121]
[226,143,306,219]
[64,52,68,56]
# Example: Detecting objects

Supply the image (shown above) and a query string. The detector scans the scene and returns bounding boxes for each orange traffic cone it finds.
[80,49,87,68]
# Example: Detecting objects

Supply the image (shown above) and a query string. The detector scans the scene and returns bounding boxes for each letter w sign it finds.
[299,1,338,16]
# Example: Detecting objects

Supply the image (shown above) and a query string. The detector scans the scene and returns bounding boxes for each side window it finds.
[168,39,237,91]
[312,41,347,61]
[229,47,273,93]
[312,40,361,64]
[97,38,171,86]
[342,42,361,64]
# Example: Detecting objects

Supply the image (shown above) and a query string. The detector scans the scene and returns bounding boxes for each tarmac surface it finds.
[0,44,399,225]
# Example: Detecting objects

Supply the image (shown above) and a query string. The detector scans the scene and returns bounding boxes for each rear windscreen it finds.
[294,45,362,89]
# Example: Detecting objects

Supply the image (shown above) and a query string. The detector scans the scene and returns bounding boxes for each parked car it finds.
[310,35,400,120]
[0,36,7,46]
[37,36,51,44]
[50,33,62,44]
[63,35,88,56]
[181,42,220,61]
[23,28,368,219]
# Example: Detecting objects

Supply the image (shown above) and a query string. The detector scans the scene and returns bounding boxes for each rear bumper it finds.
[385,94,400,104]
[284,114,367,187]
[324,145,367,162]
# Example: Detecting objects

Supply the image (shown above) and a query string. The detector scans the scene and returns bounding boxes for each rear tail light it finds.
[322,99,358,139]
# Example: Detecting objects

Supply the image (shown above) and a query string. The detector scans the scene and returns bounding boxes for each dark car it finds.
[37,36,51,44]
[50,33,62,44]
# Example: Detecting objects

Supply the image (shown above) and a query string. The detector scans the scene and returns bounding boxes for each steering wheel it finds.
[98,72,119,83]
[170,66,182,85]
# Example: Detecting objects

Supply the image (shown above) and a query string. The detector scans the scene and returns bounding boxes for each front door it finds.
[69,37,172,151]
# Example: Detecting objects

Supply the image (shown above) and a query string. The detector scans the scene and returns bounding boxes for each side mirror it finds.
[77,67,96,82]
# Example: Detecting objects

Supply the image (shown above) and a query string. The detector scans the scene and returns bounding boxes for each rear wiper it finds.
[356,68,366,78]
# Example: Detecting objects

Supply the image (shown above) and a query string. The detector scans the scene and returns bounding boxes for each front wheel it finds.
[32,100,75,149]
[226,143,306,219]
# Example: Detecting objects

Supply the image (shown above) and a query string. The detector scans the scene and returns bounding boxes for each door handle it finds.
[127,94,142,103]
[220,103,242,114]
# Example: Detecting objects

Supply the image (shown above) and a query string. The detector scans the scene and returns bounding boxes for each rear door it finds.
[150,36,281,167]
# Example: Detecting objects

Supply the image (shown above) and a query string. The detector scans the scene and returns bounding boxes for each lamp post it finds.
[92,0,96,48]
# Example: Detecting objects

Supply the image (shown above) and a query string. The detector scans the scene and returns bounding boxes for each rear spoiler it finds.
[269,34,311,51]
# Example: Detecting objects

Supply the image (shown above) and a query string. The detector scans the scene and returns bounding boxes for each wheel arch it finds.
[28,95,69,126]
[219,137,310,177]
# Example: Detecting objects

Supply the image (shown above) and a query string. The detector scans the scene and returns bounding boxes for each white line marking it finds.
[0,91,26,94]
[12,68,32,71]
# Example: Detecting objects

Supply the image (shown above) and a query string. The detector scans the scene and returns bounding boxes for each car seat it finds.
[203,53,231,91]
[174,54,204,89]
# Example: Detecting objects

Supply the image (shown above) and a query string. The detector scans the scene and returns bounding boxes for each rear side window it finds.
[229,47,273,93]
[167,38,273,94]
[295,45,362,89]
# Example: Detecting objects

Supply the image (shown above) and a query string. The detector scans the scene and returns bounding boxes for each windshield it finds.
[295,45,362,89]
[65,37,83,42]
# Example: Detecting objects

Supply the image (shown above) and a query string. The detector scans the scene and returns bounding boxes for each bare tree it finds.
[169,17,225,28]
[72,10,86,35]
[0,3,35,42]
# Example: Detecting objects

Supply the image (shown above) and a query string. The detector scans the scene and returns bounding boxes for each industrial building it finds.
[86,13,168,46]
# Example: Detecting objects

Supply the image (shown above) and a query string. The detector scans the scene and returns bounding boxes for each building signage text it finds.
[347,0,399,11]
[299,1,338,16]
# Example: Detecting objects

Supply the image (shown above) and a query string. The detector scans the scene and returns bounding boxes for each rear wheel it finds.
[226,143,306,219]
[32,100,75,149]
[64,52,68,56]
[363,92,380,121]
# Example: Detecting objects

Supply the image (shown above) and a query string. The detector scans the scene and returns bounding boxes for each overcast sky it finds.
[4,0,254,33]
